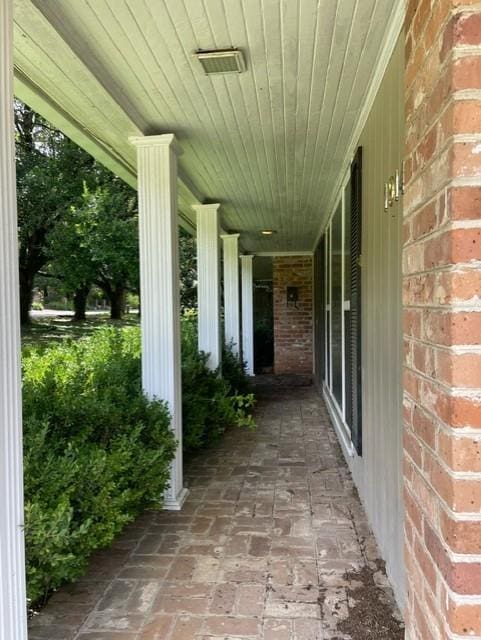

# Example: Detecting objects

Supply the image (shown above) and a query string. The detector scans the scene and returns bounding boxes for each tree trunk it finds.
[19,269,35,325]
[109,285,125,320]
[73,285,90,321]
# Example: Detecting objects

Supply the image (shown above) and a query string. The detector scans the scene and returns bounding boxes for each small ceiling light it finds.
[261,229,276,236]
[195,49,246,75]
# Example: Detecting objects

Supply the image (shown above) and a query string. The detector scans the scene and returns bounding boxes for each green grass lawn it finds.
[22,313,140,348]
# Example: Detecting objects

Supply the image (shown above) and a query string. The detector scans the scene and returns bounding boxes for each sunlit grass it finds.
[22,312,140,348]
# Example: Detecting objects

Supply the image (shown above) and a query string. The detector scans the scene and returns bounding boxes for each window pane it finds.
[331,201,343,407]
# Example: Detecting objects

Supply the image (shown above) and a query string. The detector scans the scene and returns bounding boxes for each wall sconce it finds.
[286,286,299,308]
[384,173,399,215]
[395,169,401,201]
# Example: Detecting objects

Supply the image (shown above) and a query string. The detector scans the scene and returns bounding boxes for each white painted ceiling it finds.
[13,0,399,252]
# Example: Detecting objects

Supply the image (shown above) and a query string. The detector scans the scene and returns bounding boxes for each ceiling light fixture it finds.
[261,230,276,236]
[195,48,246,75]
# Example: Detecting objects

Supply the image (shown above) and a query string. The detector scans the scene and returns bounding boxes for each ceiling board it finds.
[14,0,400,251]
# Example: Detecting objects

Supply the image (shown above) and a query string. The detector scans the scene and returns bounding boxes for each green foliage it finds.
[22,319,255,606]
[15,102,98,324]
[181,313,255,451]
[222,340,252,395]
[22,328,175,606]
[46,181,139,318]
[179,228,197,311]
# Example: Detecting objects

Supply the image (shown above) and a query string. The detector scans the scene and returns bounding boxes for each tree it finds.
[179,228,197,311]
[15,102,96,324]
[47,180,139,321]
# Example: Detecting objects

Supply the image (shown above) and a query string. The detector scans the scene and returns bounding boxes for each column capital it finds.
[129,133,182,156]
[240,254,254,261]
[221,233,240,241]
[192,202,221,213]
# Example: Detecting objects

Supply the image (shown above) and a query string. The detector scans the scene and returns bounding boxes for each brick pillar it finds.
[273,256,313,375]
[403,2,481,638]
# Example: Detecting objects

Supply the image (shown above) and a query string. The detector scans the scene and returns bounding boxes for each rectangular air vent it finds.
[195,49,246,75]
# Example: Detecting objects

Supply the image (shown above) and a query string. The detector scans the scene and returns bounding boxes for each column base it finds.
[163,487,189,511]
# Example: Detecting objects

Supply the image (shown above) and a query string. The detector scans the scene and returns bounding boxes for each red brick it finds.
[412,200,437,238]
[413,406,437,450]
[424,447,481,512]
[414,534,438,595]
[453,141,481,178]
[425,522,481,595]
[436,350,481,388]
[440,510,481,554]
[449,186,481,221]
[452,12,481,46]
[273,256,313,375]
[436,269,481,304]
[453,56,481,91]
[438,431,481,472]
[425,311,481,346]
[448,600,481,636]
[404,429,423,469]
[404,486,424,534]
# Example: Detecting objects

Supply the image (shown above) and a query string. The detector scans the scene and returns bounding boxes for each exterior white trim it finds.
[194,204,222,369]
[240,255,255,376]
[312,1,406,251]
[0,1,28,636]
[323,385,355,459]
[221,234,241,355]
[254,251,314,257]
[130,133,187,510]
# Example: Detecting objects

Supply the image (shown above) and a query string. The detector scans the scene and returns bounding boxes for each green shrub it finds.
[222,340,252,395]
[181,314,255,451]
[22,327,175,606]
[23,319,255,606]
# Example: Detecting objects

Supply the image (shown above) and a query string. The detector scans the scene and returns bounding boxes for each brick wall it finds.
[273,256,313,375]
[404,1,481,638]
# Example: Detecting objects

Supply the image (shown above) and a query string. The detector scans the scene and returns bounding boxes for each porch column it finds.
[0,0,28,637]
[403,3,481,638]
[193,204,221,370]
[240,255,254,376]
[130,134,187,510]
[221,234,240,354]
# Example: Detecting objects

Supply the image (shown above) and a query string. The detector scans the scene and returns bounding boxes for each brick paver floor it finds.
[28,376,401,640]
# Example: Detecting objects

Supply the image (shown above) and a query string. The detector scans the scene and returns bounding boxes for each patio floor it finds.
[28,376,402,640]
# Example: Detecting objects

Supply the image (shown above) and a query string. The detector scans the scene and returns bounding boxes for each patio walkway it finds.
[28,376,402,640]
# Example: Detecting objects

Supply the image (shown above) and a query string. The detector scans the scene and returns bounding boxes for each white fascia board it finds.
[254,251,314,257]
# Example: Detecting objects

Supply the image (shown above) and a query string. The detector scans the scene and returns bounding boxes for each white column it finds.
[193,204,221,370]
[240,255,255,376]
[130,134,187,511]
[221,234,240,354]
[0,1,28,637]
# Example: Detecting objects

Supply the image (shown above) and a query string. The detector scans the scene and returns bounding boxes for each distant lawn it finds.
[22,312,140,348]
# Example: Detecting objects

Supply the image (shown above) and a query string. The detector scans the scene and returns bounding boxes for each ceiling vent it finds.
[195,49,246,75]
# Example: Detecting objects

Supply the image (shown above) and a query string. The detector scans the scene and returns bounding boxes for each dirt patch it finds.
[336,561,404,639]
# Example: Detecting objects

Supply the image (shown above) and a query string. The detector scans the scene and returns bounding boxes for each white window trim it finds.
[321,167,353,448]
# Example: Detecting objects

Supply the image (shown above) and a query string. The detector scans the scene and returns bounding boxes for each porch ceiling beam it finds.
[0,0,28,637]
[13,0,204,235]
